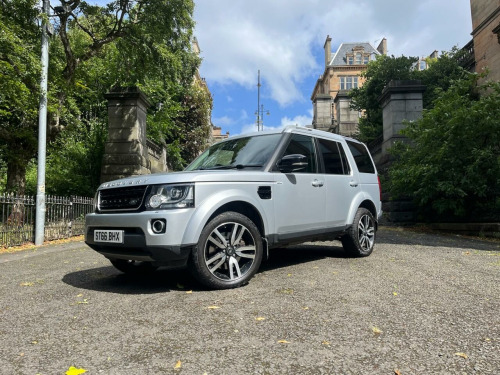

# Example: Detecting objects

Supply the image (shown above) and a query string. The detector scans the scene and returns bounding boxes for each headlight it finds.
[145,184,194,210]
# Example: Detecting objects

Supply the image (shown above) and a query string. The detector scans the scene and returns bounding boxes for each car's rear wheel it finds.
[109,259,158,275]
[341,207,376,257]
[189,211,263,289]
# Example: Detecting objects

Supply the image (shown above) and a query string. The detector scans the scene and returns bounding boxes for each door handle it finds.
[349,180,359,187]
[312,179,324,187]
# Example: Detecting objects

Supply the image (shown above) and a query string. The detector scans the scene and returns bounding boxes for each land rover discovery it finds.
[85,126,382,289]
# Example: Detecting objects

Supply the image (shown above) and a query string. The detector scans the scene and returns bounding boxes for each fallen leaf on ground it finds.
[394,370,402,375]
[372,326,383,335]
[322,341,330,346]
[77,299,89,304]
[174,360,182,369]
[393,292,398,296]
[255,317,266,321]
[65,367,86,375]
[207,305,220,309]
[287,273,292,277]
[303,306,309,310]
[455,352,468,359]
[20,282,35,287]
[277,340,290,344]
[185,290,193,294]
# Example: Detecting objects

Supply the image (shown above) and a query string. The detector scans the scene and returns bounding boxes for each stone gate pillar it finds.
[379,80,426,156]
[377,80,426,224]
[101,87,151,183]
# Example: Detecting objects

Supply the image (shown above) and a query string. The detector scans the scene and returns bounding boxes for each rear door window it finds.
[318,138,350,175]
[346,140,375,174]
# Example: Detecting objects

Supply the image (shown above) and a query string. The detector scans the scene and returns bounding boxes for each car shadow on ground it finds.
[62,243,349,294]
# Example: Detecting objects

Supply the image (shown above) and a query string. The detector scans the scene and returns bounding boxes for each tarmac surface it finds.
[0,228,499,374]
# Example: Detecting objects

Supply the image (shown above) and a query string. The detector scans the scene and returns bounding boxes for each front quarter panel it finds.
[181,182,273,246]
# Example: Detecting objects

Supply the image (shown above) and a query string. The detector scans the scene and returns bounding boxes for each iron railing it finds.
[0,193,93,248]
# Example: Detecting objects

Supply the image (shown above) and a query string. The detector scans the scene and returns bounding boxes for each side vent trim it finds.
[258,186,272,200]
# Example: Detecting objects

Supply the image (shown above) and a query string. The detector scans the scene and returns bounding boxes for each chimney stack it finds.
[377,38,387,55]
[324,35,332,67]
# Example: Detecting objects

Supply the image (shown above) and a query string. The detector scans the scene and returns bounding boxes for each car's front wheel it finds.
[189,211,263,289]
[341,207,376,257]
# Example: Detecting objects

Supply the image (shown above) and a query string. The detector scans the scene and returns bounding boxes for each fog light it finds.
[151,219,166,234]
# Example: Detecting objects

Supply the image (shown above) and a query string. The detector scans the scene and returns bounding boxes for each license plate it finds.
[94,230,124,244]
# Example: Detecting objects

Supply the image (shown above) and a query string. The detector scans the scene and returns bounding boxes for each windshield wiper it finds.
[199,164,263,170]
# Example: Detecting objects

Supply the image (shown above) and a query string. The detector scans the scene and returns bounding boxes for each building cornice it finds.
[471,5,500,36]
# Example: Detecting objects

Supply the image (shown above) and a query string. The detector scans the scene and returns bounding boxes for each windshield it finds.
[185,134,282,171]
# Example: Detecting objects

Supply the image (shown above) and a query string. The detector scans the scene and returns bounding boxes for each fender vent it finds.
[258,186,271,200]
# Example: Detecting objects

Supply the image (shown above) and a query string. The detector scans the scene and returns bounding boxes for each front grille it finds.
[98,186,148,212]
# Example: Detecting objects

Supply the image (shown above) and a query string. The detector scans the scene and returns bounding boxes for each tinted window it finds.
[282,134,317,173]
[318,138,349,175]
[346,140,375,174]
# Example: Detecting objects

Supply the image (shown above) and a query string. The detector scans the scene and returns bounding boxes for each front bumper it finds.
[85,209,195,267]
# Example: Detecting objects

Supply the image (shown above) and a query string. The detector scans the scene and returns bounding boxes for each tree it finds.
[0,0,41,194]
[349,55,417,143]
[350,50,467,143]
[389,74,500,220]
[1,0,210,194]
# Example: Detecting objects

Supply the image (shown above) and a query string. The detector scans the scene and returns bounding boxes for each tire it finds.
[109,259,158,275]
[341,207,376,257]
[189,211,263,289]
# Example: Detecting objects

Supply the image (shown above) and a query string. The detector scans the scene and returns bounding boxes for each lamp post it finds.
[35,0,50,245]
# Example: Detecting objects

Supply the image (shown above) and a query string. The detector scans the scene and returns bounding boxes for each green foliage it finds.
[350,50,467,143]
[389,74,500,220]
[1,0,212,195]
[26,119,107,196]
[0,0,41,193]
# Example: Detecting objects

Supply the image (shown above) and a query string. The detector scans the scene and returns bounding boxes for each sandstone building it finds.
[470,0,500,83]
[311,36,387,136]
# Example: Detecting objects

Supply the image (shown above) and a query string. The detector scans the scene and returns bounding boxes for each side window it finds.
[318,138,349,175]
[282,134,317,173]
[346,140,375,174]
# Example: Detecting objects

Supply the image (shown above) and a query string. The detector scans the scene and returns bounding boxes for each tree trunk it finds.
[6,159,27,196]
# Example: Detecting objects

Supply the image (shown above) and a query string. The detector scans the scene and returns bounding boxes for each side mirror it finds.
[277,154,308,173]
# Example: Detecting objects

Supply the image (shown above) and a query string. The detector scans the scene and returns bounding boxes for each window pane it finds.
[356,53,362,64]
[363,55,369,64]
[346,76,352,90]
[346,140,375,174]
[318,139,344,174]
[283,134,317,173]
[340,77,345,90]
[353,76,358,88]
[348,56,353,65]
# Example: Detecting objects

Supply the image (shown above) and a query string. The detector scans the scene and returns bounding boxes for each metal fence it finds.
[0,193,94,248]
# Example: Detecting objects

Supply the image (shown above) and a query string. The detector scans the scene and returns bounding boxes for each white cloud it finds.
[194,0,471,105]
[281,110,313,127]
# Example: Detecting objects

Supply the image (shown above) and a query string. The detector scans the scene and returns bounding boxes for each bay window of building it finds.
[340,76,359,90]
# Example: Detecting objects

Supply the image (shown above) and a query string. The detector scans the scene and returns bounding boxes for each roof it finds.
[330,43,380,66]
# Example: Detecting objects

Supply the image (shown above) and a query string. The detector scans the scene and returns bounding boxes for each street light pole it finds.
[35,0,50,245]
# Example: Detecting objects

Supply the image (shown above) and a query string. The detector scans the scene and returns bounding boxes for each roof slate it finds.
[330,43,380,66]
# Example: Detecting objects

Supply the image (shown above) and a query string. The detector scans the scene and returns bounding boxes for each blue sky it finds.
[88,0,473,136]
[194,0,473,136]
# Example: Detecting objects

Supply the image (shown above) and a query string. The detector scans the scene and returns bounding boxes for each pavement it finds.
[0,227,498,375]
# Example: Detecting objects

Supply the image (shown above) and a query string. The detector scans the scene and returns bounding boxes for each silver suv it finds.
[85,126,382,289]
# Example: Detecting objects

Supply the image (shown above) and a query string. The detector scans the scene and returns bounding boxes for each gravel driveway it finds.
[0,228,498,374]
